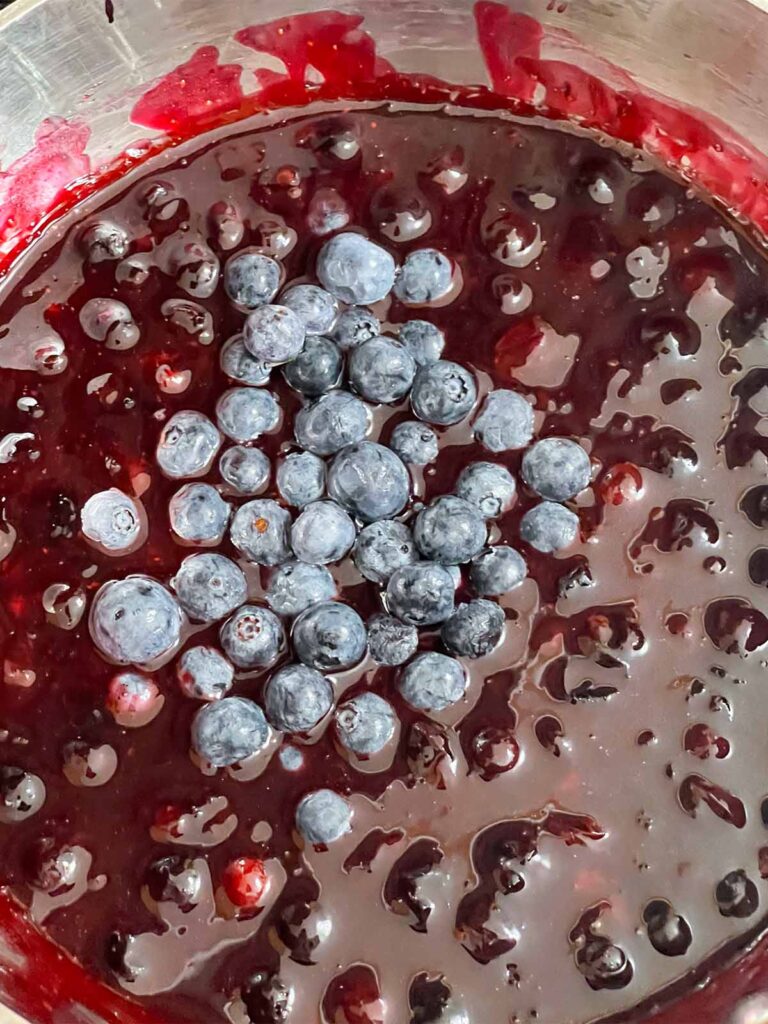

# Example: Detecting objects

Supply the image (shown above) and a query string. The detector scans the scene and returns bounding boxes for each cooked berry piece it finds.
[399,652,468,712]
[367,614,418,666]
[79,297,139,350]
[335,692,397,756]
[215,387,280,444]
[414,495,486,565]
[353,520,417,585]
[521,437,592,501]
[230,499,291,566]
[294,391,370,456]
[520,501,580,553]
[386,563,455,626]
[264,664,334,733]
[316,232,396,304]
[348,336,416,404]
[473,390,534,452]
[441,600,505,658]
[168,483,230,544]
[389,421,439,465]
[243,304,305,366]
[291,500,356,564]
[281,284,339,334]
[292,602,367,672]
[266,561,336,617]
[327,441,410,521]
[191,697,269,767]
[223,250,281,309]
[276,451,326,507]
[106,671,162,726]
[398,319,445,365]
[176,646,234,701]
[410,361,476,425]
[172,553,247,623]
[81,488,141,552]
[79,220,129,263]
[0,768,46,823]
[469,545,527,595]
[222,857,269,909]
[219,446,271,496]
[90,576,183,665]
[156,410,221,479]
[331,306,380,350]
[455,462,517,518]
[295,789,353,845]
[394,248,453,304]
[220,605,285,670]
[219,334,271,387]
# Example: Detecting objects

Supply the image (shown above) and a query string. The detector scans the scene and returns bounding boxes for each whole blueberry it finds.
[292,602,367,672]
[291,500,356,565]
[469,545,527,595]
[90,576,183,665]
[441,599,505,659]
[386,563,455,626]
[294,391,370,456]
[348,336,416,404]
[0,768,46,823]
[191,697,269,767]
[215,387,280,444]
[398,652,467,712]
[455,462,517,518]
[335,692,397,756]
[156,410,222,479]
[169,483,230,544]
[473,390,534,452]
[316,232,396,304]
[219,446,271,496]
[414,495,486,564]
[353,520,417,585]
[398,320,445,365]
[410,361,477,426]
[367,613,418,666]
[331,307,380,350]
[283,335,343,396]
[230,500,291,566]
[80,220,129,264]
[295,789,352,845]
[520,501,580,553]
[243,304,306,366]
[219,334,271,387]
[264,664,334,733]
[389,421,439,466]
[327,441,410,522]
[276,451,326,507]
[220,605,285,670]
[81,488,142,552]
[521,437,592,501]
[172,553,247,623]
[266,561,336,617]
[280,284,339,335]
[176,646,234,701]
[223,251,281,310]
[394,248,453,304]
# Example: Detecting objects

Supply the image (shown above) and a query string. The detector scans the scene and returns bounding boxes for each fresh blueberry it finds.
[219,334,271,387]
[327,441,410,522]
[169,483,230,544]
[230,499,291,566]
[520,501,580,553]
[156,410,222,479]
[334,692,397,756]
[388,421,439,466]
[266,561,336,617]
[279,745,304,771]
[316,232,396,304]
[220,604,285,670]
[473,390,534,452]
[469,545,527,595]
[348,336,416,404]
[215,387,280,444]
[172,553,247,623]
[283,335,343,396]
[294,391,370,456]
[410,361,477,425]
[79,220,129,264]
[367,613,418,666]
[223,250,281,309]
[243,304,306,366]
[521,437,592,501]
[291,500,356,564]
[398,652,467,712]
[176,646,234,701]
[386,563,455,626]
[331,307,380,350]
[219,446,271,496]
[280,284,339,335]
[264,664,334,733]
[295,789,352,845]
[353,520,417,585]
[441,599,505,658]
[276,451,326,507]
[191,696,269,767]
[81,488,141,552]
[292,602,367,672]
[455,462,517,518]
[414,495,486,564]
[394,248,453,304]
[398,320,445,365]
[90,576,183,665]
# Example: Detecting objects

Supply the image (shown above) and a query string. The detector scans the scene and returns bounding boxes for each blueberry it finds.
[291,500,356,564]
[172,553,247,623]
[335,692,397,756]
[230,499,291,566]
[215,387,280,444]
[280,284,339,335]
[264,664,334,733]
[520,502,580,553]
[243,304,306,366]
[276,452,326,508]
[521,437,592,501]
[0,767,46,823]
[295,789,352,845]
[81,488,141,552]
[79,220,129,264]
[174,242,220,299]
[292,602,367,672]
[169,483,230,544]
[220,605,285,670]
[191,696,269,767]
[455,462,517,518]
[327,441,410,522]
[398,652,467,712]
[279,745,304,771]
[410,361,477,426]
[266,561,336,617]
[90,576,183,665]
[394,248,453,304]
[367,613,418,666]
[389,421,439,466]
[219,446,271,496]
[331,307,380,350]
[441,599,505,658]
[414,495,486,564]
[156,410,222,479]
[353,520,417,585]
[283,335,343,396]
[79,297,139,350]
[398,320,445,365]
[469,545,527,595]
[223,251,281,309]
[316,232,396,304]
[348,337,416,404]
[176,646,234,701]
[473,390,534,452]
[219,334,271,387]
[294,391,370,456]
[386,563,455,626]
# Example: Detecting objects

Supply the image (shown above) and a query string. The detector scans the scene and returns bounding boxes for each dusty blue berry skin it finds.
[327,441,410,522]
[469,545,527,596]
[398,320,445,366]
[168,483,230,544]
[280,284,339,335]
[386,563,455,626]
[80,489,141,552]
[331,307,380,350]
[473,389,534,452]
[519,501,580,553]
[219,604,285,670]
[90,576,183,666]
[455,462,517,519]
[276,451,326,507]
[316,232,396,304]
[292,602,367,672]
[413,495,486,565]
[230,499,292,566]
[156,410,222,480]
[367,614,418,666]
[389,421,439,466]
[176,646,234,701]
[441,599,505,659]
[219,334,271,387]
[398,652,467,712]
[266,561,336,618]
[295,789,352,845]
[264,664,334,733]
[348,336,416,404]
[283,335,343,397]
[334,692,397,756]
[353,520,417,585]
[223,251,281,310]
[521,437,592,501]
[171,553,247,624]
[215,387,280,444]
[291,500,356,565]
[219,446,271,496]
[394,248,453,304]
[294,391,370,456]
[410,360,477,426]
[191,696,269,767]
[243,304,306,366]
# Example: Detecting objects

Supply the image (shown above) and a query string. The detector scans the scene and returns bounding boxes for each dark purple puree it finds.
[1,106,768,1024]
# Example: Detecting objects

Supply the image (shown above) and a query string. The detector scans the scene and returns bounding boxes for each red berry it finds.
[222,856,269,908]
[599,462,642,506]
